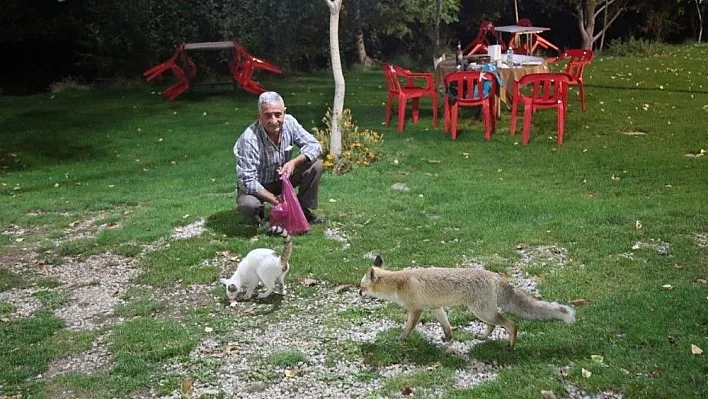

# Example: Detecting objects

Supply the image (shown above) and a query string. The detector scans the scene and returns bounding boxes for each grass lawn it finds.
[0,44,707,398]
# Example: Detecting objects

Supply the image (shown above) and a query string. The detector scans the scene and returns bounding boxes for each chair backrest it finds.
[515,73,572,108]
[560,49,594,81]
[516,18,533,27]
[477,20,494,40]
[382,63,403,93]
[444,71,497,105]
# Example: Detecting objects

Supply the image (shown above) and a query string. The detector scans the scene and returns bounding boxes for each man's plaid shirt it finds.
[234,114,322,194]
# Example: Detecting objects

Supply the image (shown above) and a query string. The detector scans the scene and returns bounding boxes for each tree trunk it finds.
[324,0,345,157]
[575,0,626,50]
[599,1,608,51]
[577,1,596,49]
[695,0,704,43]
[353,0,373,67]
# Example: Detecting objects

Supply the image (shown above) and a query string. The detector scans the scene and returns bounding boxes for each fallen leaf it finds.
[462,152,469,159]
[180,376,195,397]
[284,369,297,378]
[541,390,558,399]
[591,355,604,363]
[333,284,352,294]
[204,326,213,333]
[635,220,642,229]
[570,298,591,307]
[328,198,337,202]
[402,386,413,396]
[301,278,318,286]
[696,278,707,284]
[662,284,673,289]
[691,344,703,355]
[425,159,441,164]
[223,344,238,353]
[581,368,592,378]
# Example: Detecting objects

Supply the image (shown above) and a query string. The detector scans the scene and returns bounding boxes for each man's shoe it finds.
[303,208,325,224]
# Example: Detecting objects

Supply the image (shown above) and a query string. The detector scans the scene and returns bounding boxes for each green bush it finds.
[605,37,675,57]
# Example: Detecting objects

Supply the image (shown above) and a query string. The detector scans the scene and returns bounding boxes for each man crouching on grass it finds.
[233,91,325,227]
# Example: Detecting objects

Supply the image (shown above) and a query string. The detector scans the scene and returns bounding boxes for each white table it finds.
[494,25,551,55]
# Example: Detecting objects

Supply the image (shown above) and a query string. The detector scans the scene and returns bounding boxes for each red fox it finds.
[359,256,575,348]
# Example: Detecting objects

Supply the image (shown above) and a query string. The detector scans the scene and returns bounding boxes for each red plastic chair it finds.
[510,73,572,145]
[463,20,505,56]
[230,44,282,94]
[507,18,559,55]
[382,63,438,132]
[143,44,195,100]
[443,71,497,141]
[548,49,594,112]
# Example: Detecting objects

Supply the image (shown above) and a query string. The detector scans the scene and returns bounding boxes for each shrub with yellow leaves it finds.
[312,108,383,175]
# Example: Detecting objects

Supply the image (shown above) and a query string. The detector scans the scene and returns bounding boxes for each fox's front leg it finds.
[431,308,453,341]
[400,309,423,339]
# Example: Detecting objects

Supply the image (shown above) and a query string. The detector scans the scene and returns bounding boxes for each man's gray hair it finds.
[258,91,284,109]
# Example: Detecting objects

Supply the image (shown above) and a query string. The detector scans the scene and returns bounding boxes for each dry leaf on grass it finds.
[541,390,558,399]
[691,344,703,355]
[570,298,591,307]
[402,386,413,396]
[582,368,592,378]
[180,376,195,397]
[300,277,319,286]
[333,284,353,293]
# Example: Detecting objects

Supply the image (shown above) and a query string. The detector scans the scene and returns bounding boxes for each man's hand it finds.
[278,159,297,178]
[257,188,280,205]
[278,154,307,178]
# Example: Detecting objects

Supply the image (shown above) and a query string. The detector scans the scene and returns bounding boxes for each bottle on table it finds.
[506,47,514,66]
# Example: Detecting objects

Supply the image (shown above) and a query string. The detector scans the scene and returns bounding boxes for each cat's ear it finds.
[373,255,384,268]
[219,278,230,286]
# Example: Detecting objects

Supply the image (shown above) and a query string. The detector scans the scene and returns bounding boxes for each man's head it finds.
[257,91,286,136]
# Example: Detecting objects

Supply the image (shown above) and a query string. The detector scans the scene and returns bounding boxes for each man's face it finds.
[258,101,286,136]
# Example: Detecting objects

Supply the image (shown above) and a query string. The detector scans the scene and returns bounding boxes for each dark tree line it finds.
[0,0,703,94]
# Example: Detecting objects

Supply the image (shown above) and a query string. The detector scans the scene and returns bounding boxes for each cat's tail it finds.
[267,226,292,272]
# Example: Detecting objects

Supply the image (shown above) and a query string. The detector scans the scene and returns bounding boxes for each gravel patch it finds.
[172,218,206,240]
[324,227,350,250]
[45,332,114,379]
[1,218,615,399]
[155,287,501,399]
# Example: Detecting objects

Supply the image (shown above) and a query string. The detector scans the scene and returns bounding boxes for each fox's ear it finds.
[373,255,383,267]
[368,267,377,281]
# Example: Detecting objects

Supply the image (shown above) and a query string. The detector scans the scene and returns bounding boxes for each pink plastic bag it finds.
[269,175,310,234]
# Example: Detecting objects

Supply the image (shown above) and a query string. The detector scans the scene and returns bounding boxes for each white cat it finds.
[219,226,292,307]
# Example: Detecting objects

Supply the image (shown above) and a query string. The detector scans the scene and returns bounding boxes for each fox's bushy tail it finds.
[499,283,575,324]
[267,226,292,272]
